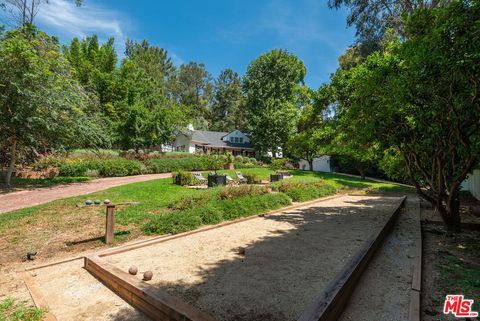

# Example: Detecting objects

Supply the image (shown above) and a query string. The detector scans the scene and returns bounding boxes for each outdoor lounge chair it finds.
[236,171,247,183]
[225,174,236,184]
[193,172,207,183]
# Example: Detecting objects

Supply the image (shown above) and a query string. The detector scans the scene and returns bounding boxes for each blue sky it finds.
[35,0,356,88]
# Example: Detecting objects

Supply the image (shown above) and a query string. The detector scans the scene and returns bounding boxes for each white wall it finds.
[299,156,331,172]
[222,130,250,144]
[172,134,195,153]
[462,169,480,200]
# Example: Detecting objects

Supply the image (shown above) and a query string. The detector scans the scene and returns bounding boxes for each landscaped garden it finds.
[0,168,411,266]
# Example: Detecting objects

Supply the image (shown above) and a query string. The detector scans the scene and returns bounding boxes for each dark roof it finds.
[191,130,254,149]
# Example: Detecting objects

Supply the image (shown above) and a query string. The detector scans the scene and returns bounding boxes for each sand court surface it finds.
[28,194,404,321]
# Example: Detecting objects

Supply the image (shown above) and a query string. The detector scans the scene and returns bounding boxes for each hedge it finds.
[59,159,143,177]
[144,156,223,173]
[59,155,225,177]
[142,192,292,235]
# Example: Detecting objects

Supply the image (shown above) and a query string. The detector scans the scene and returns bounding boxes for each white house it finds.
[462,169,480,200]
[172,127,256,157]
[298,155,331,172]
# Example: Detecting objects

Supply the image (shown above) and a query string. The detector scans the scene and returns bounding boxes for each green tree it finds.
[243,49,306,157]
[116,40,181,150]
[0,27,107,186]
[210,68,244,132]
[330,1,480,231]
[170,62,213,129]
[328,0,446,45]
[63,36,123,119]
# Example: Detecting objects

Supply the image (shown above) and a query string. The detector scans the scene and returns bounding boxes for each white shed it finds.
[298,155,331,172]
[461,169,480,200]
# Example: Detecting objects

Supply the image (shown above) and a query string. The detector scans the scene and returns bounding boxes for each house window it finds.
[230,137,234,142]
[234,137,239,143]
[239,138,243,143]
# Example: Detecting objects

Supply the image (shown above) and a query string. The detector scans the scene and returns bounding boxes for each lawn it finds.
[0,169,411,265]
[0,177,91,194]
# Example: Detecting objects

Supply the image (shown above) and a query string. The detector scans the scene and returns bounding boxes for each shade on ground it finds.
[29,195,403,321]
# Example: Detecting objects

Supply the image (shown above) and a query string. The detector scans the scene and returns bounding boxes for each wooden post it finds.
[105,205,115,244]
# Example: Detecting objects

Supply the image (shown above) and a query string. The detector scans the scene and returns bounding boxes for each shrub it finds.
[218,185,269,200]
[168,192,213,210]
[270,158,289,171]
[93,159,142,177]
[31,155,63,170]
[59,159,87,176]
[172,171,195,186]
[243,173,262,184]
[234,161,257,169]
[249,157,257,163]
[145,156,223,173]
[273,180,337,202]
[226,152,234,164]
[234,155,243,162]
[142,193,292,235]
[59,159,142,177]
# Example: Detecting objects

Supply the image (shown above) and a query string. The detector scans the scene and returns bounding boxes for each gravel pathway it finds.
[339,196,420,321]
[0,173,171,214]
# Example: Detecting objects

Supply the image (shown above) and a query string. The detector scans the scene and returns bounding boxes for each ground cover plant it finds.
[0,169,409,265]
[0,297,45,321]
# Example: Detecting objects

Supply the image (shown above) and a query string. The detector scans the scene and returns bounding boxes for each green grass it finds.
[0,297,45,321]
[0,169,411,263]
[0,169,410,232]
[436,234,480,312]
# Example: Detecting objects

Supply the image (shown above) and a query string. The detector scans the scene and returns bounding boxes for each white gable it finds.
[222,130,250,144]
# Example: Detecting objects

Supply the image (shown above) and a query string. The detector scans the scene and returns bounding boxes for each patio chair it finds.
[193,172,207,183]
[225,174,239,185]
[236,171,247,183]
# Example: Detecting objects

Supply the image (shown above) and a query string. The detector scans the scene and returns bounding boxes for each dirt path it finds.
[26,194,404,321]
[339,196,420,321]
[0,173,171,214]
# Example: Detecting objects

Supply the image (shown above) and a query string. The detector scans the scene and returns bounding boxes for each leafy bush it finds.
[31,155,63,170]
[145,156,223,173]
[59,159,87,177]
[172,171,195,186]
[273,180,336,202]
[218,185,269,200]
[168,192,213,210]
[270,158,289,170]
[234,155,243,162]
[69,149,120,160]
[234,161,257,169]
[243,173,262,184]
[142,193,291,235]
[226,152,234,164]
[59,159,142,177]
[249,157,257,163]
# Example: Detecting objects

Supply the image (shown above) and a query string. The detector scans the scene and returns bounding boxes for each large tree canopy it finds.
[0,27,108,185]
[328,0,447,45]
[210,69,244,132]
[243,49,306,157]
[330,0,480,231]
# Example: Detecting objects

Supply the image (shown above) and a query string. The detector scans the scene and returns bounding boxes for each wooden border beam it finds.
[84,255,217,321]
[297,196,407,321]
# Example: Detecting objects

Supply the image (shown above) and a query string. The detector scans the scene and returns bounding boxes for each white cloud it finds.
[36,0,128,49]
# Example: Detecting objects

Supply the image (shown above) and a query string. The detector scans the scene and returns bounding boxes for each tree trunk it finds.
[308,159,314,171]
[356,163,366,179]
[437,192,461,233]
[5,136,17,187]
